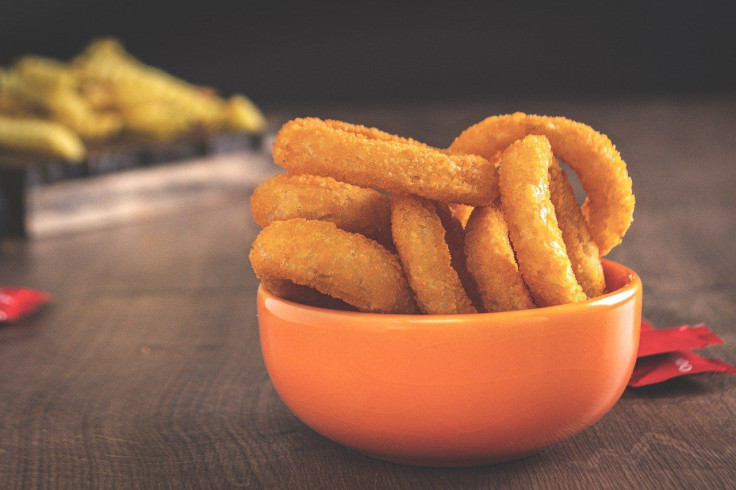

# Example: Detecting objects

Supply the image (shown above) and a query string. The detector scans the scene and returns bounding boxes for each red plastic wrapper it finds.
[629,319,736,387]
[0,287,51,323]
[638,320,724,357]
[629,350,736,388]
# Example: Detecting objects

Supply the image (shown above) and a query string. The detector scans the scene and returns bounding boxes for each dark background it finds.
[1,1,734,105]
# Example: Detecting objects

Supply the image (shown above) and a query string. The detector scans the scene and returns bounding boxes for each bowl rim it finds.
[257,258,640,321]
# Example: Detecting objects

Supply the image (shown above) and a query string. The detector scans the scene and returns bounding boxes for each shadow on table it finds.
[624,377,719,399]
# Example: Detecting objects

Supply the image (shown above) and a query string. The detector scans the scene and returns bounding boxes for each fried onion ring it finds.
[391,195,476,314]
[548,162,606,298]
[498,135,587,307]
[260,277,353,310]
[464,205,535,312]
[272,118,498,206]
[445,150,501,229]
[435,202,483,310]
[449,112,634,255]
[250,219,417,313]
[250,173,392,246]
[448,203,474,228]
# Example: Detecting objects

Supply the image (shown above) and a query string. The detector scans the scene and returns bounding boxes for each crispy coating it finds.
[250,219,417,313]
[498,135,587,307]
[435,202,483,311]
[0,115,85,161]
[464,205,535,312]
[260,277,353,310]
[272,118,498,206]
[549,162,606,298]
[448,203,474,228]
[445,150,502,229]
[391,195,476,314]
[449,112,634,256]
[320,119,438,147]
[250,173,392,246]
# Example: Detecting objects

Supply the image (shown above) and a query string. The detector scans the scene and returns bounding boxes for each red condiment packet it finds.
[629,350,736,387]
[629,319,736,387]
[638,323,724,357]
[639,318,656,332]
[0,287,51,323]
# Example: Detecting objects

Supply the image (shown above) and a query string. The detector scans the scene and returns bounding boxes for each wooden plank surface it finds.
[0,97,734,488]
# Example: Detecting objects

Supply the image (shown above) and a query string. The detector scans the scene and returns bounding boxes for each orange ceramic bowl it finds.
[258,259,642,467]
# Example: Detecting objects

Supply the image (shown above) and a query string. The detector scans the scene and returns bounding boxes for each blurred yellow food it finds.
[121,103,192,142]
[2,57,123,141]
[0,38,266,160]
[16,56,75,92]
[76,38,264,137]
[0,115,85,161]
[226,95,267,133]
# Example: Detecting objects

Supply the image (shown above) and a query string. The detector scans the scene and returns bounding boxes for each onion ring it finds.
[250,173,392,246]
[448,203,474,228]
[449,112,634,255]
[464,205,535,312]
[548,162,606,298]
[435,202,483,310]
[260,277,353,310]
[272,118,498,206]
[391,195,476,314]
[250,219,417,313]
[445,150,501,229]
[498,135,587,307]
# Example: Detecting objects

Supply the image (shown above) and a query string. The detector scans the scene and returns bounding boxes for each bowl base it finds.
[356,448,541,468]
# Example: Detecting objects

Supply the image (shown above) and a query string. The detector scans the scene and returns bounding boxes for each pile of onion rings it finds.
[249,114,634,314]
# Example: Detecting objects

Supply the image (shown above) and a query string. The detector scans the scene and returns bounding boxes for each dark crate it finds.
[0,132,263,238]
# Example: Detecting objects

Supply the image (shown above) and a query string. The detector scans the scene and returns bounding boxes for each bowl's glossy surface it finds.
[257,259,642,467]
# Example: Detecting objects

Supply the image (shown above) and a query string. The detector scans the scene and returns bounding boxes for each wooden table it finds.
[1,97,734,488]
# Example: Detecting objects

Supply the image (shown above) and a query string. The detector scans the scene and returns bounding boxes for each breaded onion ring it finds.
[548,162,606,298]
[250,219,417,313]
[449,112,634,255]
[250,173,392,246]
[448,203,474,228]
[272,118,498,206]
[260,277,353,310]
[498,135,587,307]
[445,149,501,229]
[391,195,476,314]
[464,205,535,312]
[435,202,483,310]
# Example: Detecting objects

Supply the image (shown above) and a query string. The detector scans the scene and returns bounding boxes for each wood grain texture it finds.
[1,97,735,488]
